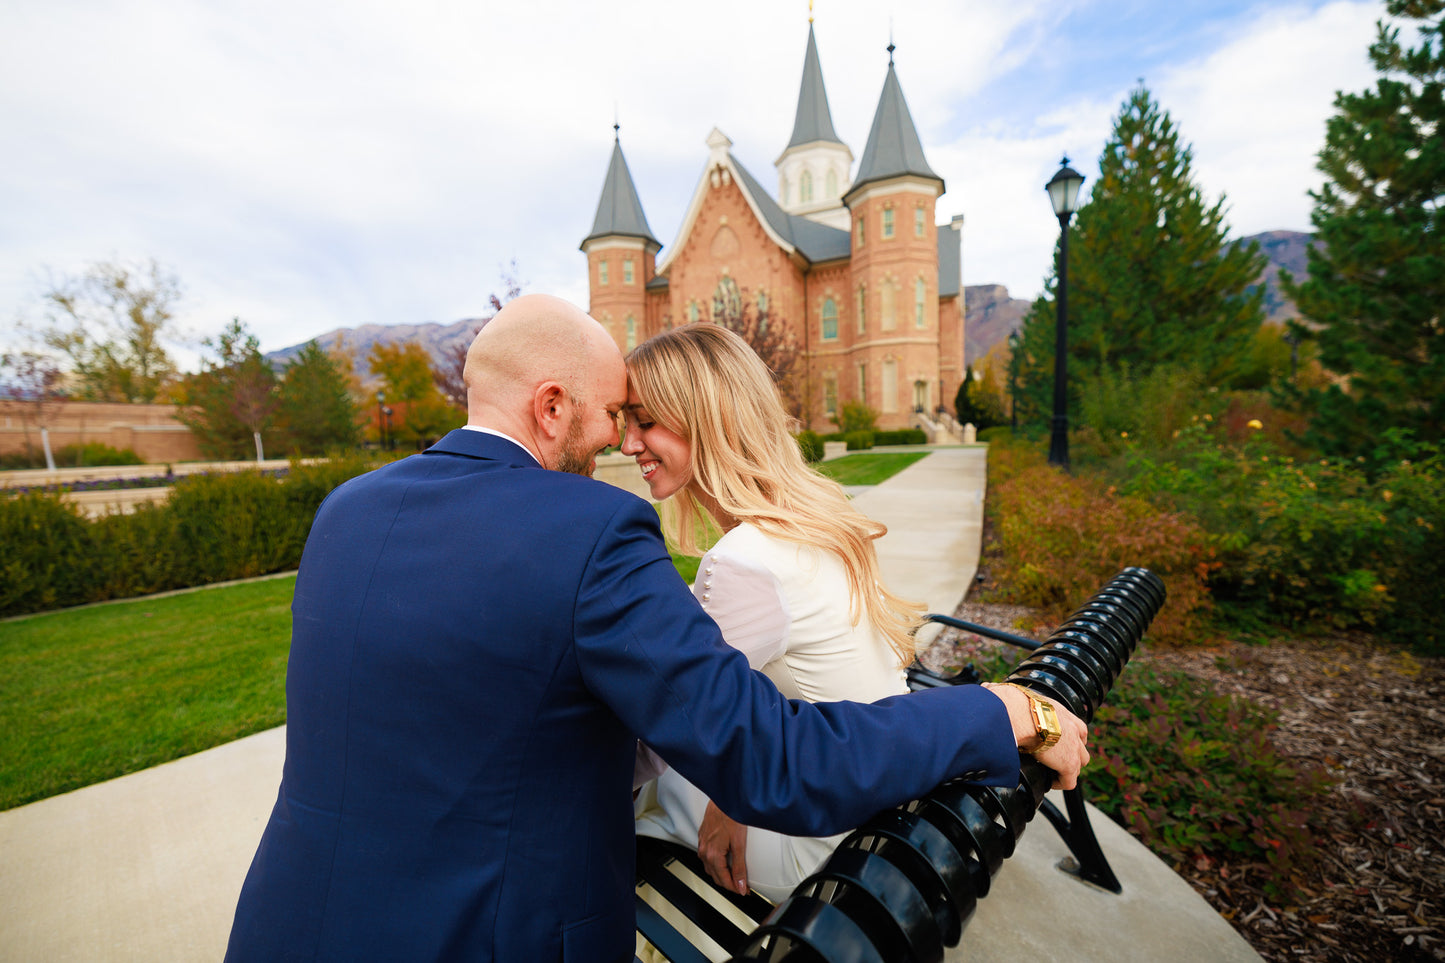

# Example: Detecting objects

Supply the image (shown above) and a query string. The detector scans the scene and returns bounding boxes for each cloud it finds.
[1155,1,1381,237]
[0,0,1390,359]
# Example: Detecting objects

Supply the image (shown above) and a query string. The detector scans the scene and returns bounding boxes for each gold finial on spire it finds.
[808,0,813,24]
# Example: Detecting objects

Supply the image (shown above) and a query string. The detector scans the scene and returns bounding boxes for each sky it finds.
[0,0,1386,367]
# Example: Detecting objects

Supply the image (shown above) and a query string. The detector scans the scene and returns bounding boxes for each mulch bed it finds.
[920,602,1445,962]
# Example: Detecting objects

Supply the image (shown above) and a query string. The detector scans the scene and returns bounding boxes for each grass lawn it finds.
[0,552,706,811]
[816,451,929,486]
[0,576,296,811]
[0,451,928,810]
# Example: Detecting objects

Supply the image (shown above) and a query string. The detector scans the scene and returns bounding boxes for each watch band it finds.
[1000,682,1063,755]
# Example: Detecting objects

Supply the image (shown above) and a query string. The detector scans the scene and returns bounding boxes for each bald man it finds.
[224,295,1067,962]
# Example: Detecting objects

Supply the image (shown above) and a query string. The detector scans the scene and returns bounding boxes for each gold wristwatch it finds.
[1002,683,1062,755]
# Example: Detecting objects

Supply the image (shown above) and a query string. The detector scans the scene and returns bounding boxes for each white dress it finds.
[633,522,909,904]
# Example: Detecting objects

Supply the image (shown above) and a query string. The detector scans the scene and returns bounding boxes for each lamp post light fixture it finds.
[1045,157,1086,470]
[1007,330,1021,431]
[376,391,387,451]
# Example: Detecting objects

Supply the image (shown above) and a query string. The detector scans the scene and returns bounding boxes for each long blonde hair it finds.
[625,323,921,666]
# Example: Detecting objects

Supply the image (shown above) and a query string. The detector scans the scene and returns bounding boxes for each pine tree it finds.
[1016,85,1267,423]
[1281,0,1445,463]
[276,341,363,455]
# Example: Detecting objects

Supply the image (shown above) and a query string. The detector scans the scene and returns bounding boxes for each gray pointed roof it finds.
[786,24,843,150]
[730,156,851,263]
[581,134,659,248]
[849,57,942,196]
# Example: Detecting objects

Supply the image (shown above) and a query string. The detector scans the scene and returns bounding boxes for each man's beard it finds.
[554,411,595,477]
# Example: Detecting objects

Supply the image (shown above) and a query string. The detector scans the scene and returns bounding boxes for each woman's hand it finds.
[698,800,750,895]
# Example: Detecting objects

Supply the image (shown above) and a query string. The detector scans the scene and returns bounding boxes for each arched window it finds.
[915,207,926,237]
[915,278,927,328]
[688,301,699,323]
[801,170,814,203]
[882,208,895,238]
[626,316,636,351]
[623,259,635,285]
[856,285,867,334]
[821,297,838,340]
[855,215,865,248]
[825,169,837,197]
[823,374,838,418]
[881,360,898,413]
[598,259,609,285]
[713,276,742,322]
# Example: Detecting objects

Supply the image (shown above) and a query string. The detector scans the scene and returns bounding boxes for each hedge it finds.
[1,454,380,619]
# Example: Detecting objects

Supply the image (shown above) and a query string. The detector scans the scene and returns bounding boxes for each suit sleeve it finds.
[573,498,1020,838]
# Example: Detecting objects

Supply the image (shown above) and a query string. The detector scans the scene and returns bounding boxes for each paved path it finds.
[0,447,1261,962]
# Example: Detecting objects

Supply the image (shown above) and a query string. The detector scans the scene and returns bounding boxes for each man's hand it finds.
[698,800,750,895]
[982,682,1091,790]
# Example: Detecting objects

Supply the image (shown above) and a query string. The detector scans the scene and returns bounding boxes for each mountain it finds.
[962,229,1317,365]
[964,284,1033,366]
[266,231,1317,378]
[265,317,488,384]
[1237,229,1318,325]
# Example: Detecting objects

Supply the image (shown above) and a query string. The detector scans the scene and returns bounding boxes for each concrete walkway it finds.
[0,446,1261,962]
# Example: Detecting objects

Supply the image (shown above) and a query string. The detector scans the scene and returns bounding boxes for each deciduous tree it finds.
[176,318,279,460]
[0,349,66,469]
[369,341,457,449]
[38,259,181,403]
[711,286,805,421]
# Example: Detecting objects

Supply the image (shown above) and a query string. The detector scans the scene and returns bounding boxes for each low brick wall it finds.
[0,400,202,464]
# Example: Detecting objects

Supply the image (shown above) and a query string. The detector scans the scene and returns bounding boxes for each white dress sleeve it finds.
[693,549,791,670]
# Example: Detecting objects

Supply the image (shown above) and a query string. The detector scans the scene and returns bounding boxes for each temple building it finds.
[581,25,965,433]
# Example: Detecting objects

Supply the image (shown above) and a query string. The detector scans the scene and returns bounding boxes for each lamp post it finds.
[1045,157,1086,470]
[1007,330,1020,430]
[383,406,394,450]
[376,391,387,451]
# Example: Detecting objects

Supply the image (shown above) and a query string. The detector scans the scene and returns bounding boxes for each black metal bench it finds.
[635,567,1164,963]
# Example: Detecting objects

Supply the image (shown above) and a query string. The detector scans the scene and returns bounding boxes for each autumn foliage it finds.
[984,443,1214,644]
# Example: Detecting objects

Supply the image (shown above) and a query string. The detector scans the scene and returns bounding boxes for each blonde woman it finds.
[625,323,921,905]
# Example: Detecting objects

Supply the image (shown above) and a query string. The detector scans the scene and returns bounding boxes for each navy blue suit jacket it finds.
[225,429,1018,962]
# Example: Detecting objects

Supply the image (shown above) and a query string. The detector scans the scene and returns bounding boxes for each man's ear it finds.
[533,382,569,440]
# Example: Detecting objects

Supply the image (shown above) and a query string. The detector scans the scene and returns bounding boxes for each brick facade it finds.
[582,32,967,432]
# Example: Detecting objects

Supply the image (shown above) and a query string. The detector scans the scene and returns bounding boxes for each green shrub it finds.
[834,400,879,434]
[1374,450,1445,655]
[873,428,926,446]
[0,453,381,618]
[1117,424,1403,634]
[56,443,145,467]
[0,492,99,614]
[976,426,1013,444]
[1077,364,1208,456]
[843,430,874,451]
[1089,661,1332,900]
[795,430,824,463]
[0,443,144,470]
